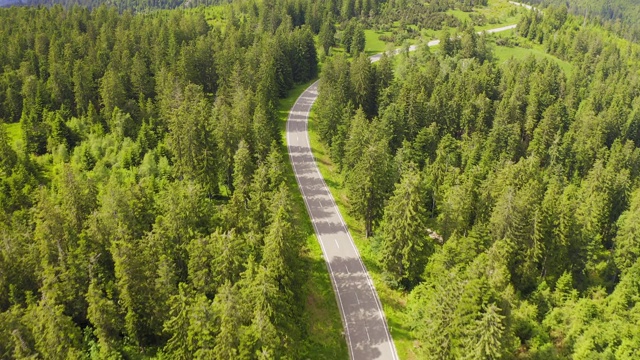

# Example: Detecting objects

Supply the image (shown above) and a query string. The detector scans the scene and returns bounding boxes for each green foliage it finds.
[343,109,396,237]
[378,168,432,289]
[319,15,336,55]
[311,4,640,358]
[0,1,325,357]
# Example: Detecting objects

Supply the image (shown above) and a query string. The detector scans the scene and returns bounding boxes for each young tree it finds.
[350,24,366,56]
[468,303,506,360]
[213,281,240,359]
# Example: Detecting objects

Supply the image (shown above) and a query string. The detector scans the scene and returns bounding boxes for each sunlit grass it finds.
[5,122,21,149]
[185,4,227,27]
[364,29,393,55]
[493,43,574,75]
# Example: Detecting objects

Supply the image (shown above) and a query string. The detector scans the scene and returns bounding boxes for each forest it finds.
[0,0,327,358]
[525,0,640,43]
[314,3,640,358]
[2,0,225,11]
[2,0,640,358]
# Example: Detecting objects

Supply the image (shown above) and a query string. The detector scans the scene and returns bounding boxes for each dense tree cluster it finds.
[4,0,225,11]
[372,0,488,37]
[0,0,327,357]
[316,6,640,358]
[525,0,640,43]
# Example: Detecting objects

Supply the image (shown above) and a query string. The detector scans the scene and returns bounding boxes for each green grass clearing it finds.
[446,0,525,29]
[365,29,393,55]
[493,44,574,75]
[185,4,229,28]
[371,0,524,50]
[446,8,473,23]
[277,80,349,360]
[477,0,525,26]
[5,122,21,149]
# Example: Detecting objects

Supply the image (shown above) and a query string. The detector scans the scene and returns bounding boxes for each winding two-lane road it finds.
[287,22,522,360]
[287,82,397,360]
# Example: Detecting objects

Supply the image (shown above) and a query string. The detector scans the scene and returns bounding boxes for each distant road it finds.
[509,1,535,10]
[286,22,520,360]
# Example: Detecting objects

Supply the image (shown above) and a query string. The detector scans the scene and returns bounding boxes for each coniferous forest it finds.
[315,4,640,359]
[0,1,324,358]
[1,0,225,11]
[1,0,640,358]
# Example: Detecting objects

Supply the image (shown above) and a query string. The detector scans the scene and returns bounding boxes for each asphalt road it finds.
[286,23,520,360]
[287,81,398,360]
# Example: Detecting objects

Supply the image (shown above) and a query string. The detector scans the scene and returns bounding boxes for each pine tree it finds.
[350,25,366,56]
[212,281,240,359]
[341,20,355,53]
[346,134,394,238]
[440,29,455,57]
[214,99,239,193]
[72,59,93,116]
[252,102,276,161]
[211,231,245,289]
[319,15,336,55]
[374,53,394,94]
[614,188,640,274]
[86,279,122,357]
[167,84,218,195]
[163,283,193,359]
[469,303,506,360]
[98,66,126,119]
[110,237,156,347]
[379,168,432,288]
[316,54,352,145]
[130,52,152,99]
[232,139,254,194]
[343,108,370,171]
[23,284,83,360]
[262,184,298,287]
[0,123,17,177]
[350,53,376,117]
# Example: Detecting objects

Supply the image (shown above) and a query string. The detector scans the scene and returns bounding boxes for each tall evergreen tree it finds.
[319,15,336,55]
[346,134,394,237]
[379,168,432,288]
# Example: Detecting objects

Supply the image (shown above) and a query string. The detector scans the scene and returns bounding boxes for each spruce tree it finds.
[379,168,432,288]
[346,135,394,238]
[319,15,336,55]
[469,303,506,360]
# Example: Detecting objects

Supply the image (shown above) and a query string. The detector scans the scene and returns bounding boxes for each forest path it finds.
[286,22,521,360]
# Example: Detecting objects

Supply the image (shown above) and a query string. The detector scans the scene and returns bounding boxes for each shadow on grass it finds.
[304,255,349,359]
[315,155,333,167]
[387,314,413,343]
[321,175,341,190]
